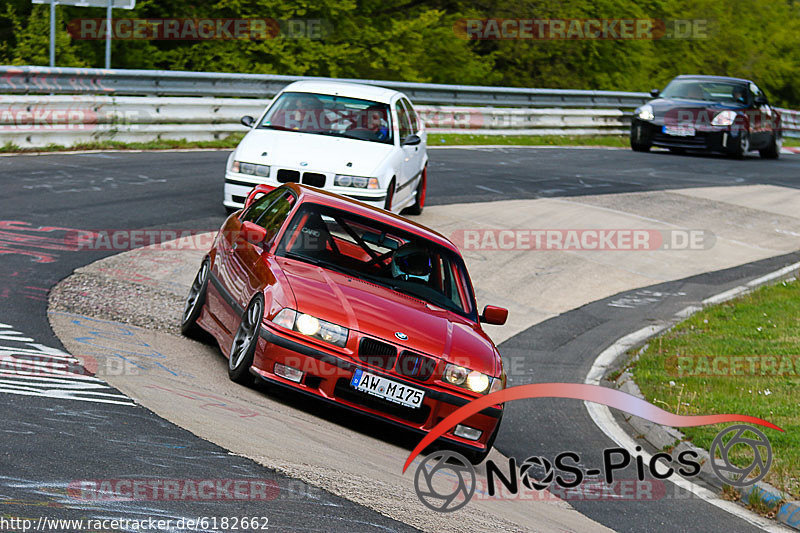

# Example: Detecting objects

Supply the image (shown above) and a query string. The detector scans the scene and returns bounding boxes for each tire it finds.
[403,167,427,216]
[384,178,396,212]
[630,124,651,152]
[759,134,780,159]
[228,295,264,385]
[225,206,238,216]
[181,258,210,337]
[733,132,750,159]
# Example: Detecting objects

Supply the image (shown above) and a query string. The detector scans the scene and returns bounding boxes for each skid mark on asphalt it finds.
[0,322,135,406]
[49,312,190,379]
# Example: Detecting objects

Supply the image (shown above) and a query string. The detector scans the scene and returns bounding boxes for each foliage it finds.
[0,0,798,106]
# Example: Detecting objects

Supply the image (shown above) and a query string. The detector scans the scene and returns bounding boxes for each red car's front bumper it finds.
[251,324,503,454]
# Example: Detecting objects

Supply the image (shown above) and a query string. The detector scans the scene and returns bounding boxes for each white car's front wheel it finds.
[384,178,396,211]
[404,167,426,216]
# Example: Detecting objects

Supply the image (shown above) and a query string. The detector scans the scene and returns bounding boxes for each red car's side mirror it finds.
[481,305,508,325]
[243,184,277,211]
[241,221,267,245]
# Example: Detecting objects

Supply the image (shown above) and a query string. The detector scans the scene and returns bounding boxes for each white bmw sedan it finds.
[224,81,428,215]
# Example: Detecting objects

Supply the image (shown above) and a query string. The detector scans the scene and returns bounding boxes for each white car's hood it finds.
[235,129,394,176]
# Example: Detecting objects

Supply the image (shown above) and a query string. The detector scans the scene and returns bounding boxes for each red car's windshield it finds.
[276,203,477,320]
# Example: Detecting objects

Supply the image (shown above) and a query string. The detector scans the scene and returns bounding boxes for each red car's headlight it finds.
[443,363,502,394]
[271,308,349,348]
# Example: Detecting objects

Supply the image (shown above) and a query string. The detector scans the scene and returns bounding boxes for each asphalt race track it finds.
[1,147,799,532]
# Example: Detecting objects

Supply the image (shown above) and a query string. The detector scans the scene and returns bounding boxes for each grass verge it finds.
[0,134,246,153]
[427,133,629,147]
[632,278,800,498]
[1,133,629,153]
[1,132,794,152]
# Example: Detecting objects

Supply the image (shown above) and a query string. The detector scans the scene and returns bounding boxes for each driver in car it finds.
[732,86,747,104]
[390,244,432,283]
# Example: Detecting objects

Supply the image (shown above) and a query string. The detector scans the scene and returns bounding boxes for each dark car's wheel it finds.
[228,295,264,384]
[181,258,210,337]
[403,167,427,216]
[225,206,238,215]
[733,132,750,159]
[630,124,651,152]
[759,134,781,159]
[384,178,396,211]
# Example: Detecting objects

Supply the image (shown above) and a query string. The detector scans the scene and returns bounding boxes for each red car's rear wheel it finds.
[181,258,209,337]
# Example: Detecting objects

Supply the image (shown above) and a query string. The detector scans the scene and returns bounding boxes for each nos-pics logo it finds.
[414,424,772,512]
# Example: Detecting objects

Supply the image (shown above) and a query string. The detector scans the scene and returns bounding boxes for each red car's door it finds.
[231,189,297,306]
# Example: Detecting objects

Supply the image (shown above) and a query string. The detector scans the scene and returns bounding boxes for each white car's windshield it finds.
[259,92,394,145]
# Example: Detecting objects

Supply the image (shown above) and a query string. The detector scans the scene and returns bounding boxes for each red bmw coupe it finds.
[182,183,508,462]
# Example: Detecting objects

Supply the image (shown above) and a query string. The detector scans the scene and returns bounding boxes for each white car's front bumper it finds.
[224,171,387,210]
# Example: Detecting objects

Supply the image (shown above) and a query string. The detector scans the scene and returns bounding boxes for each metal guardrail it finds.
[0,96,632,147]
[0,66,796,147]
[0,65,652,108]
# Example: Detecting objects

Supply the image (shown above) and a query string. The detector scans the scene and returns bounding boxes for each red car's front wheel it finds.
[229,295,263,384]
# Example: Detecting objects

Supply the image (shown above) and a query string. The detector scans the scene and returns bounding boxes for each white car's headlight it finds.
[711,110,737,126]
[637,104,654,121]
[443,363,501,394]
[334,174,379,189]
[271,308,348,348]
[232,160,270,177]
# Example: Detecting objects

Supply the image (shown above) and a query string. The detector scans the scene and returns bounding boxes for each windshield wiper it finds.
[260,124,294,131]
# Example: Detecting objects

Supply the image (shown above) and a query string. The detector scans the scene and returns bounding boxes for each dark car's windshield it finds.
[276,203,477,320]
[661,79,750,105]
[258,92,393,145]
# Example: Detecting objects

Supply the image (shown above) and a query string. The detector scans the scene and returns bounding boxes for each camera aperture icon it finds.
[413,451,476,512]
[710,424,772,487]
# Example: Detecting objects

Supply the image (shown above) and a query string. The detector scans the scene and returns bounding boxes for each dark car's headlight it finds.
[334,174,379,189]
[271,308,348,347]
[636,104,654,121]
[232,160,270,177]
[443,363,503,394]
[711,110,737,126]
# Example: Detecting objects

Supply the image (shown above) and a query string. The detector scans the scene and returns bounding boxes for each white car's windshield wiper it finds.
[260,124,294,131]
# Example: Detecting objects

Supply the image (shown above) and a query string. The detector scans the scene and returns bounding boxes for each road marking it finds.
[475,184,504,194]
[585,262,800,532]
[0,324,135,407]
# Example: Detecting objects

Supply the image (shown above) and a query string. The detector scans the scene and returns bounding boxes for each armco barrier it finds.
[0,95,632,147]
[0,65,650,108]
[0,66,797,147]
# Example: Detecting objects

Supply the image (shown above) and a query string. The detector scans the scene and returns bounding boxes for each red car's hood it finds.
[277,257,498,375]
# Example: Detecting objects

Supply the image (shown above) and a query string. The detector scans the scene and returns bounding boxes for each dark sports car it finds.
[630,75,782,158]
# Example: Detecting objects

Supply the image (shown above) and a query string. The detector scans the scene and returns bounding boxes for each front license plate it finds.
[663,125,695,137]
[350,368,425,409]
